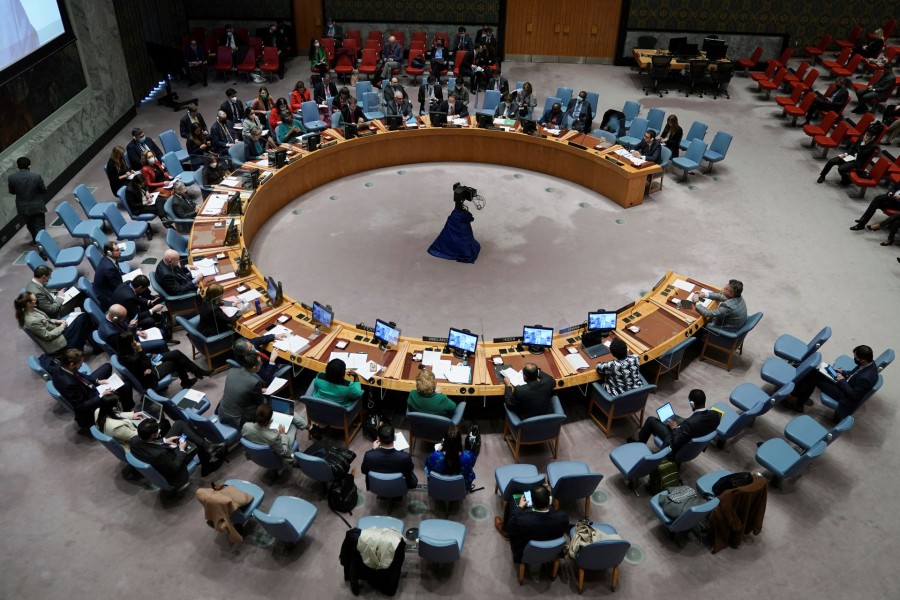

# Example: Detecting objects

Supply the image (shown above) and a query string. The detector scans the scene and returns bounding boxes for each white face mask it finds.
[148,157,156,164]
[210,162,218,169]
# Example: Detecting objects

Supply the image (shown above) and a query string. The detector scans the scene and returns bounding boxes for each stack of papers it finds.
[274,335,310,354]
[267,324,293,337]
[140,327,164,341]
[96,373,125,395]
[432,359,453,380]
[565,353,590,370]
[452,117,469,126]
[612,148,646,166]
[237,289,262,303]
[221,306,241,317]
[447,364,471,383]
[393,431,410,451]
[354,362,383,381]
[544,127,561,136]
[60,287,80,303]
[201,194,229,215]
[329,352,368,370]
[221,176,242,188]
[500,367,526,387]
[421,350,443,366]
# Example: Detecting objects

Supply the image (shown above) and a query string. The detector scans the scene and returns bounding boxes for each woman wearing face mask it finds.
[310,38,328,75]
[250,86,275,117]
[290,80,311,114]
[126,172,166,219]
[204,154,230,187]
[139,151,172,193]
[269,97,290,131]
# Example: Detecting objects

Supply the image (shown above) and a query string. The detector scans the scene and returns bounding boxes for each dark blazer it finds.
[670,409,721,453]
[109,283,154,323]
[93,255,124,310]
[385,100,413,118]
[539,108,564,128]
[125,137,163,172]
[50,364,103,428]
[505,371,556,419]
[220,98,246,124]
[850,136,879,168]
[451,34,474,52]
[130,437,192,488]
[506,506,570,563]
[197,301,238,337]
[833,363,879,406]
[486,76,509,95]
[361,447,417,489]
[218,366,264,429]
[180,112,208,139]
[635,138,662,164]
[8,169,47,215]
[418,83,444,110]
[313,80,338,104]
[209,119,236,154]
[827,86,850,110]
[340,104,367,124]
[439,100,469,117]
[565,97,594,133]
[155,261,197,296]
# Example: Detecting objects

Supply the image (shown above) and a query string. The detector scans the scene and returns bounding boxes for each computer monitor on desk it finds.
[706,43,728,61]
[448,327,478,359]
[675,43,699,59]
[385,115,403,131]
[374,319,400,348]
[702,36,725,54]
[429,111,447,127]
[588,311,617,334]
[312,301,333,329]
[522,325,553,355]
[668,36,688,53]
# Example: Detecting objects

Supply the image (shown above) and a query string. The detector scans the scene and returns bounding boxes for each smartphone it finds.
[179,434,187,444]
[523,491,533,507]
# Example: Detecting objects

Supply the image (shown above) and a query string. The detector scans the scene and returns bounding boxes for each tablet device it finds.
[656,402,675,422]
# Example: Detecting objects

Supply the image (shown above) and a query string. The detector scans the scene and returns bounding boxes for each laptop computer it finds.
[656,402,675,422]
[136,396,164,423]
[584,342,610,359]
[269,396,295,431]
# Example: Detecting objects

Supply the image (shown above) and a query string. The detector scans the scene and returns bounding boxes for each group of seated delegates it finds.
[110,274,169,334]
[849,181,900,246]
[53,349,133,429]
[15,288,97,357]
[131,416,226,482]
[816,125,878,186]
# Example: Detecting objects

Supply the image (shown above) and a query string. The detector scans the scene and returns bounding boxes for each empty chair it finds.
[568,523,631,593]
[427,471,468,516]
[126,450,200,492]
[736,46,763,75]
[407,401,466,452]
[645,337,696,386]
[212,46,234,80]
[618,117,648,148]
[759,351,822,388]
[185,410,239,447]
[90,425,129,465]
[755,439,827,487]
[300,100,328,133]
[362,92,384,120]
[621,100,640,129]
[294,451,335,486]
[784,414,854,450]
[35,230,84,268]
[367,472,408,512]
[702,131,733,173]
[56,200,103,243]
[299,381,363,447]
[805,34,832,63]
[160,152,196,187]
[24,252,77,290]
[593,129,618,144]
[418,519,466,565]
[679,120,709,151]
[729,381,794,412]
[74,183,117,220]
[166,228,189,259]
[643,55,672,97]
[684,59,710,97]
[252,495,318,548]
[698,312,764,371]
[609,442,671,492]
[547,460,603,518]
[671,138,707,182]
[159,129,189,164]
[711,396,769,448]
[588,380,655,438]
[103,203,148,242]
[774,326,832,363]
[555,86,573,110]
[648,145,672,193]
[502,396,566,461]
[518,536,566,585]
[176,314,234,372]
[477,90,501,117]
[222,479,265,527]
[146,387,210,420]
[646,107,665,135]
[227,144,245,168]
[650,491,719,543]
[711,62,735,99]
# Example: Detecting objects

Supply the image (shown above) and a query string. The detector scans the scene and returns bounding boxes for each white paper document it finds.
[198,264,219,277]
[122,269,144,282]
[141,327,164,341]
[672,279,694,292]
[201,194,229,215]
[448,364,471,384]
[432,359,453,380]
[264,377,288,395]
[354,362,382,381]
[221,306,240,317]
[183,389,206,403]
[267,324,293,337]
[565,353,590,370]
[421,350,442,367]
[329,352,368,371]
[274,335,310,354]
[214,272,237,282]
[61,287,80,303]
[500,367,526,387]
[393,431,410,452]
[238,289,262,303]
[96,373,125,395]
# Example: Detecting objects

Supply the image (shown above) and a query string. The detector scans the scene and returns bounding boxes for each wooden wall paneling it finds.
[590,0,623,58]
[505,0,624,58]
[293,0,324,56]
[504,0,537,55]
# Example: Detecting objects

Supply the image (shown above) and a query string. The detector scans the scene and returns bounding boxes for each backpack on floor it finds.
[323,447,357,480]
[464,424,481,457]
[647,459,681,495]
[329,473,359,515]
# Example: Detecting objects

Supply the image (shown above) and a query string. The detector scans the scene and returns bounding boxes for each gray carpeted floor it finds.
[1,54,899,600]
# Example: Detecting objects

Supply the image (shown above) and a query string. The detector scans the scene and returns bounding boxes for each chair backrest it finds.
[776,47,793,65]
[793,61,809,80]
[650,54,672,77]
[240,437,285,470]
[215,46,232,66]
[407,48,425,69]
[126,451,176,489]
[636,35,657,49]
[76,276,100,306]
[227,144,244,168]
[684,138,708,163]
[626,117,649,139]
[542,96,562,118]
[253,509,300,542]
[555,87,573,108]
[667,497,719,532]
[551,470,604,500]
[576,536,631,571]
[622,100,640,121]
[747,46,763,63]
[793,351,822,382]
[159,130,183,155]
[407,411,453,442]
[237,47,256,68]
[689,59,709,78]
[85,243,104,272]
[804,326,833,357]
[300,392,357,426]
[875,348,895,371]
[708,131,733,156]
[628,446,671,479]
[523,536,567,564]
[427,471,468,502]
[184,411,228,443]
[481,90,501,111]
[55,200,82,234]
[73,184,100,215]
[367,471,408,498]
[35,230,61,262]
[300,100,321,126]
[658,145,672,168]
[91,425,128,462]
[865,157,892,181]
[83,297,104,326]
[166,228,188,255]
[362,91,381,113]
[261,46,278,64]
[498,471,546,501]
[594,129,617,144]
[684,121,708,144]
[110,354,149,397]
[295,451,334,482]
[418,520,464,563]
[102,203,128,233]
[646,108,665,135]
[656,336,696,370]
[584,91,599,115]
[516,408,566,444]
[671,430,717,463]
[356,80,373,99]
[360,47,377,66]
[161,152,184,177]
[815,34,832,51]
[766,382,795,412]
[828,121,849,143]
[24,251,45,273]
[826,416,854,445]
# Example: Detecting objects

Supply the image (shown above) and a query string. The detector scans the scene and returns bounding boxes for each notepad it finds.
[183,389,205,403]
[201,194,229,215]
[61,287,80,303]
[448,364,472,383]
[432,359,453,380]
[96,373,125,395]
[393,431,410,452]
[330,352,368,370]
[565,353,590,370]
[237,289,262,303]
[141,327,164,341]
[500,367,526,387]
[354,362,382,381]
[672,279,694,292]
[422,350,443,367]
[221,306,240,317]
[214,272,237,282]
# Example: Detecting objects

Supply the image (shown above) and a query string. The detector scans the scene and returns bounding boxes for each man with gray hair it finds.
[155,249,200,297]
[169,180,198,219]
[696,279,747,332]
[380,35,403,79]
[210,109,237,156]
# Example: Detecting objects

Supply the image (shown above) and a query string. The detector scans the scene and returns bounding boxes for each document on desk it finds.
[141,327,164,341]
[197,264,219,277]
[274,335,310,354]
[354,362,382,382]
[264,377,288,395]
[222,176,242,188]
[544,127,561,136]
[422,350,442,367]
[500,367,526,387]
[221,306,241,318]
[452,117,469,126]
[432,359,453,380]
[267,324,293,337]
[565,353,590,370]
[612,148,646,166]
[214,272,237,282]
[96,373,125,395]
[122,269,144,283]
[237,289,262,303]
[202,194,229,215]
[448,364,471,384]
[330,352,368,371]
[672,279,694,292]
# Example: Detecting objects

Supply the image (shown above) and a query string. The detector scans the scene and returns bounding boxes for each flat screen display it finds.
[522,325,553,348]
[588,311,617,331]
[448,328,478,354]
[312,301,333,328]
[374,319,400,346]
[266,277,278,303]
[1,0,66,73]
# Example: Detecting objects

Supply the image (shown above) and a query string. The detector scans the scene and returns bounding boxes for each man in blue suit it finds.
[787,345,879,422]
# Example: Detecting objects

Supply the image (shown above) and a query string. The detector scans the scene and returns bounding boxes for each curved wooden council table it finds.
[189,123,707,398]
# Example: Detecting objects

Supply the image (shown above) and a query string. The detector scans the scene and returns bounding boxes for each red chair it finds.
[881,18,897,39]
[772,47,794,69]
[790,68,820,94]
[333,52,354,79]
[805,34,832,63]
[235,47,257,82]
[364,38,380,52]
[452,51,468,77]
[783,61,809,86]
[830,53,864,79]
[204,35,218,60]
[346,29,362,49]
[737,46,763,75]
[406,48,426,84]
[390,31,405,47]
[357,48,378,79]
[212,46,233,80]
[776,86,804,109]
[750,60,777,83]
[850,157,892,198]
[813,121,849,158]
[803,112,839,146]
[248,36,263,60]
[411,31,427,44]
[320,38,335,62]
[410,40,426,54]
[342,38,358,58]
[758,68,787,99]
[235,27,249,42]
[853,69,883,91]
[784,92,817,126]
[865,46,898,73]
[433,32,450,48]
[367,30,383,45]
[259,47,280,82]
[191,27,206,42]
[822,47,852,71]
[835,26,862,49]
[845,113,876,144]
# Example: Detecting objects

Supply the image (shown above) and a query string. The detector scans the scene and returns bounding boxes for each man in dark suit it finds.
[452,26,474,52]
[439,92,469,118]
[220,88,246,127]
[218,353,265,429]
[628,389,721,452]
[266,22,288,79]
[98,304,167,353]
[486,69,509,95]
[155,250,199,297]
[313,74,339,104]
[209,110,237,156]
[475,25,497,50]
[504,364,556,419]
[93,241,125,310]
[109,275,167,332]
[179,103,209,140]
[50,349,133,428]
[8,156,47,243]
[418,75,444,115]
[361,423,417,489]
[853,70,895,114]
[564,91,593,133]
[380,35,403,80]
[632,129,663,163]
[385,90,413,118]
[804,77,850,124]
[539,102,565,128]
[496,485,569,563]
[786,345,879,421]
[184,39,208,86]
[131,419,224,485]
[125,128,163,172]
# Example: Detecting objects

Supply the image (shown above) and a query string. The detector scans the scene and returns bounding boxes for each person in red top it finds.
[290,80,311,113]
[139,151,172,190]
[269,97,290,131]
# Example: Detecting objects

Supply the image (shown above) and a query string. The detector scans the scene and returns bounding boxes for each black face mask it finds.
[854,357,862,366]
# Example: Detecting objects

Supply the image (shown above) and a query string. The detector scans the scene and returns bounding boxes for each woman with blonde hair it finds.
[105,146,135,195]
[407,369,457,417]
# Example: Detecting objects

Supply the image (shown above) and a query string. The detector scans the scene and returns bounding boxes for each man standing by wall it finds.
[8,156,46,244]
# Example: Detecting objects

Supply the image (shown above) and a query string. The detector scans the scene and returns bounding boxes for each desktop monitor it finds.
[312,301,334,329]
[520,118,537,135]
[668,36,688,52]
[676,43,699,57]
[242,168,260,189]
[706,43,728,61]
[342,123,358,139]
[588,311,618,333]
[267,148,287,168]
[448,328,478,357]
[476,113,493,128]
[305,133,320,151]
[429,111,447,127]
[266,276,281,306]
[226,191,242,216]
[374,319,400,347]
[701,36,725,54]
[385,115,403,131]
[522,325,554,354]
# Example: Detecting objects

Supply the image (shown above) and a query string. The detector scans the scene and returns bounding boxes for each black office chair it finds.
[711,62,735,99]
[684,59,711,97]
[643,55,672,97]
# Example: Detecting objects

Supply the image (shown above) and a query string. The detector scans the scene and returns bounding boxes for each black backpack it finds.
[647,459,681,494]
[328,473,358,514]
[711,471,754,496]
[464,424,481,457]
[323,447,356,479]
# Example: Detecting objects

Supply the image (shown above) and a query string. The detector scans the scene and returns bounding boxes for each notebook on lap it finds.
[268,396,295,431]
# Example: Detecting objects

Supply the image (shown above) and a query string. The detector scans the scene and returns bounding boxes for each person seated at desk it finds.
[504,363,555,419]
[595,339,642,396]
[241,111,265,142]
[486,66,508,95]
[341,97,367,125]
[16,291,97,356]
[168,180,198,219]
[242,404,299,469]
[425,424,476,491]
[495,484,569,560]
[139,151,172,192]
[94,394,141,451]
[179,103,208,140]
[220,88,246,128]
[110,331,210,390]
[631,129,662,163]
[695,279,747,332]
[197,283,242,336]
[219,352,267,429]
[290,79,312,114]
[804,77,849,124]
[538,102,564,129]
[106,146,136,196]
[659,115,683,158]
[312,358,363,407]
[407,369,457,417]
[186,122,212,162]
[385,90,413,118]
[210,110,238,157]
[250,86,276,119]
[564,91,593,133]
[784,345,878,422]
[361,423,417,489]
[331,87,351,113]
[203,154,230,188]
[627,389,721,449]
[244,126,278,162]
[268,97,289,132]
[155,249,199,296]
[275,110,305,144]
[382,77,407,106]
[314,73,339,104]
[51,349,133,429]
[233,337,282,387]
[131,418,224,483]
[440,92,468,118]
[418,75,443,116]
[26,265,70,318]
[495,92,518,119]
[451,80,471,108]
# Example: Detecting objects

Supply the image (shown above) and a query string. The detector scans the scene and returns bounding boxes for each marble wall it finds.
[0,0,133,248]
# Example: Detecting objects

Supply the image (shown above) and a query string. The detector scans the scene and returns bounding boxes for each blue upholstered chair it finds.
[702,131,733,172]
[222,479,265,526]
[56,200,103,243]
[588,380,655,438]
[74,183,117,220]
[755,438,827,487]
[494,463,546,503]
[518,537,566,585]
[609,443,671,493]
[711,396,769,448]
[110,354,173,402]
[671,138,708,182]
[823,349,893,416]
[568,523,631,593]
[427,471,468,516]
[252,496,318,548]
[696,469,733,498]
[646,337,696,387]
[165,228,189,259]
[654,429,718,464]
[85,245,131,279]
[294,451,335,486]
[593,128,618,144]
[367,471,408,513]
[646,107,665,134]
[784,414,854,450]
[730,381,794,413]
[35,230,84,268]
[299,380,362,447]
[503,396,566,460]
[407,401,466,452]
[678,120,709,151]
[547,460,603,518]
[185,410,240,448]
[103,203,149,241]
[159,129,189,163]
[176,314,234,373]
[146,388,211,421]
[75,276,100,306]
[116,186,156,227]
[46,380,75,415]
[227,144,245,168]
[161,152,197,186]
[162,196,195,234]
[355,81,373,104]
[126,450,200,492]
[362,92,385,120]
[241,438,289,477]
[621,100,641,129]
[358,515,404,532]
[759,351,822,387]
[555,86,574,110]
[90,425,128,465]
[699,311,764,371]
[477,90,502,117]
[88,227,136,262]
[585,91,599,125]
[149,271,198,327]
[24,252,77,290]
[301,100,328,132]
[650,491,719,545]
[418,519,466,565]
[618,117,648,148]
[773,326,832,364]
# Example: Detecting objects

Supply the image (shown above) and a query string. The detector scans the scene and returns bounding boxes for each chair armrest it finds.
[450,401,467,425]
[164,290,198,302]
[504,405,522,428]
